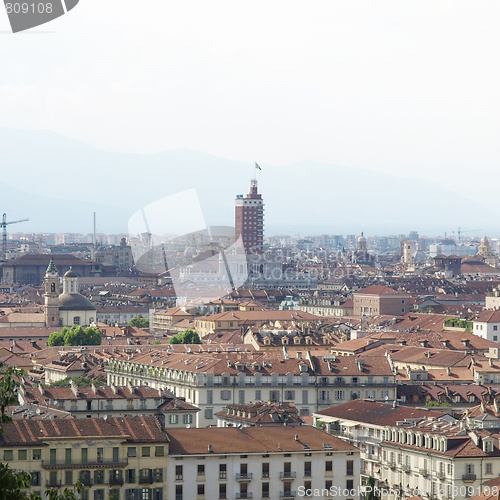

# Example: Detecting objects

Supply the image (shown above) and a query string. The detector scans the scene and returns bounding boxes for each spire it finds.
[46,257,57,275]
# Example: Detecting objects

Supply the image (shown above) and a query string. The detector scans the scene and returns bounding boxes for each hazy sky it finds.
[1,1,499,210]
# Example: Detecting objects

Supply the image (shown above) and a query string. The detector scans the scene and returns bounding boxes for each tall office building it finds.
[235,179,264,253]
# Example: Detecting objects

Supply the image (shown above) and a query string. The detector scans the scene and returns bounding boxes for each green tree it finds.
[129,316,149,328]
[169,329,201,344]
[47,330,65,346]
[365,476,380,500]
[47,325,101,347]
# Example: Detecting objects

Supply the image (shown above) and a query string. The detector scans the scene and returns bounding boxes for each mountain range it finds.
[0,128,494,238]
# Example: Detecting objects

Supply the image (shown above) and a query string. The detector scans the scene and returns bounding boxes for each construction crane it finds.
[452,226,482,243]
[1,213,29,261]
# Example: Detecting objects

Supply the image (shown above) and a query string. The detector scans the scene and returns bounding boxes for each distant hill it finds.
[0,128,494,237]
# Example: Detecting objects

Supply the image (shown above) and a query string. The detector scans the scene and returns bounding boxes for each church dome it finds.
[63,268,78,278]
[58,292,96,311]
[357,232,367,243]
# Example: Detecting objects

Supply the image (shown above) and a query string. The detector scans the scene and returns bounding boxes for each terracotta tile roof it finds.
[476,309,500,323]
[316,400,446,426]
[166,426,356,455]
[0,416,168,445]
[354,285,410,297]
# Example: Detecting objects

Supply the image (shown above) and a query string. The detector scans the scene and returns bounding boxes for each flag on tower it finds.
[255,162,262,170]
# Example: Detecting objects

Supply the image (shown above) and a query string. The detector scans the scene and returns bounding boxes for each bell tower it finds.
[44,257,60,327]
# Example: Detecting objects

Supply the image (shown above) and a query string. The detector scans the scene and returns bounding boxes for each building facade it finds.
[235,179,264,254]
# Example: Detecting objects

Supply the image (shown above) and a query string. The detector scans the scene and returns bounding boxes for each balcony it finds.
[42,459,128,469]
[46,479,62,488]
[280,492,296,499]
[419,468,429,477]
[280,471,297,480]
[236,473,253,482]
[109,477,124,486]
[139,474,154,484]
[462,473,477,482]
[388,461,397,471]
[436,472,445,481]
[235,494,253,499]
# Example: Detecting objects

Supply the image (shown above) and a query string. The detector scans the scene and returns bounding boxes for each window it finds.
[219,484,227,500]
[262,482,270,498]
[126,469,136,483]
[175,465,183,480]
[175,486,183,500]
[169,414,179,424]
[326,461,333,472]
[486,463,493,475]
[18,450,27,460]
[65,448,72,464]
[155,446,164,457]
[197,484,205,496]
[65,471,73,485]
[94,470,104,484]
[219,463,227,479]
[204,408,213,420]
[183,414,192,425]
[93,490,104,500]
[346,460,354,476]
[220,390,231,400]
[31,471,41,486]
[73,316,81,325]
[197,464,205,476]
[97,447,103,463]
[49,448,56,464]
[304,481,312,496]
[142,447,151,457]
[262,462,269,478]
[82,448,88,463]
[495,336,498,342]
[285,390,295,400]
[255,390,261,400]
[304,461,312,477]
[33,449,41,460]
[335,390,344,401]
[346,479,354,492]
[494,326,498,331]
[207,390,213,404]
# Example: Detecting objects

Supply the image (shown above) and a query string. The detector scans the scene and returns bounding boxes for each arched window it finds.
[50,283,56,293]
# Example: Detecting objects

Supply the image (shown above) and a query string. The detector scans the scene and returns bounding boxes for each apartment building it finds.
[106,349,397,427]
[166,426,360,500]
[194,310,320,337]
[313,400,449,488]
[0,416,169,500]
[18,381,199,424]
[353,285,410,317]
[380,417,500,500]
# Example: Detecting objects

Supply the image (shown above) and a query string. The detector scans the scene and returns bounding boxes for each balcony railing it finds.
[235,493,253,499]
[236,473,253,481]
[42,459,128,469]
[109,477,124,486]
[419,468,429,477]
[280,471,297,479]
[462,473,477,482]
[46,479,62,487]
[280,493,296,499]
[139,474,154,484]
[436,472,445,481]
